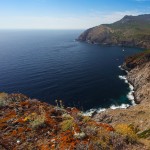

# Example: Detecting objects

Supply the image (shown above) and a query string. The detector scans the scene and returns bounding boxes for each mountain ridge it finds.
[78,14,150,49]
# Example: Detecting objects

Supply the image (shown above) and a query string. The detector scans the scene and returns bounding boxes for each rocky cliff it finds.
[122,50,150,104]
[93,50,150,149]
[78,14,150,49]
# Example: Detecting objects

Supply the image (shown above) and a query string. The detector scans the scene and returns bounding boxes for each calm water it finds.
[0,30,142,110]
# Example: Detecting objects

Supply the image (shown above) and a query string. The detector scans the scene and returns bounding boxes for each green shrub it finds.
[61,117,74,131]
[30,107,46,129]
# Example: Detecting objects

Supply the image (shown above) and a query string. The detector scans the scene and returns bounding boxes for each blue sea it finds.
[0,30,142,111]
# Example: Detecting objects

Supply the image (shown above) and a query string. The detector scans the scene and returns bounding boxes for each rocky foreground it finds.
[0,50,150,150]
[78,14,150,49]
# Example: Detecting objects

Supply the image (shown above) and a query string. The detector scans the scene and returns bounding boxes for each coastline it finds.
[92,51,150,149]
[77,14,150,50]
[77,39,147,50]
[78,40,148,50]
[83,65,136,117]
[118,65,136,105]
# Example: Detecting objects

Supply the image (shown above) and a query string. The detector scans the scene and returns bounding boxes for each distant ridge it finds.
[77,14,150,49]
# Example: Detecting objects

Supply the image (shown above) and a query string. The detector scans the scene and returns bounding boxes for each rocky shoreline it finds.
[122,50,150,104]
[118,66,136,105]
[93,49,150,148]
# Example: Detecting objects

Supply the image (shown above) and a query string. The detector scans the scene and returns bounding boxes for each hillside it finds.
[77,14,150,49]
[0,93,149,150]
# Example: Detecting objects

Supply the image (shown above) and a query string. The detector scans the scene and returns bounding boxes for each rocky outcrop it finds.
[77,14,150,49]
[126,62,150,104]
[78,25,113,44]
[122,50,150,103]
[0,92,148,150]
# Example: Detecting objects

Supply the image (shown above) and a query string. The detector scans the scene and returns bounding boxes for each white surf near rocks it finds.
[118,66,136,106]
[82,65,136,117]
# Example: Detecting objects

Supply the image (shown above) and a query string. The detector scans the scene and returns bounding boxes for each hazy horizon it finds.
[0,0,150,29]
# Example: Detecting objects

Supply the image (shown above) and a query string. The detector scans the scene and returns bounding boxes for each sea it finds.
[0,30,142,111]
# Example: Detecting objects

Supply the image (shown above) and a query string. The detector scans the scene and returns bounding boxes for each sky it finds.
[0,0,149,29]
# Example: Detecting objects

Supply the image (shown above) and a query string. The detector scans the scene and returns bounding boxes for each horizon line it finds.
[0,28,86,30]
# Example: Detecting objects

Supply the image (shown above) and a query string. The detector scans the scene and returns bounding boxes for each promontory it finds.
[77,14,150,49]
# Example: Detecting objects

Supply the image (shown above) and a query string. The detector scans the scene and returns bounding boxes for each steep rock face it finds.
[122,50,150,103]
[78,14,150,49]
[78,25,113,44]
[93,50,150,148]
[122,50,150,70]
[127,62,150,104]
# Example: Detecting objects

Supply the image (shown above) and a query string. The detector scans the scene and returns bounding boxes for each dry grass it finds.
[29,106,46,129]
[0,93,8,107]
[115,124,138,143]
[61,117,74,131]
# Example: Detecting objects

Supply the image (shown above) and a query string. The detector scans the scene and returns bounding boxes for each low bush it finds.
[0,93,8,107]
[29,107,46,129]
[61,117,74,131]
[115,124,138,144]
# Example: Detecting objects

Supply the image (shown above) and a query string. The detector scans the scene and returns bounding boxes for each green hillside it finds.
[78,14,150,49]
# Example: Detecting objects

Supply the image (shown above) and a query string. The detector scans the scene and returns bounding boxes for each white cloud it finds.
[0,10,148,29]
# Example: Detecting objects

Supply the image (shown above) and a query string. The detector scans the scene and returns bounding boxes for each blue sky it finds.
[0,0,149,29]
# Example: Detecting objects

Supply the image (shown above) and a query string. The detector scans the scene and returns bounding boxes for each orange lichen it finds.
[45,113,57,126]
[21,134,26,141]
[0,123,7,129]
[57,130,77,149]
[20,100,30,107]
[99,123,115,132]
[88,121,114,132]
[74,123,81,133]
[40,144,50,150]
[25,127,32,132]
[5,110,16,117]
[18,127,25,133]
[15,118,26,123]
[70,108,80,116]
[0,118,10,123]
[11,130,17,136]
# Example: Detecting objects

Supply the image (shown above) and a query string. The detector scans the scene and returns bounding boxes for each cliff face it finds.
[93,50,150,149]
[78,25,113,44]
[78,14,150,49]
[122,50,150,103]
